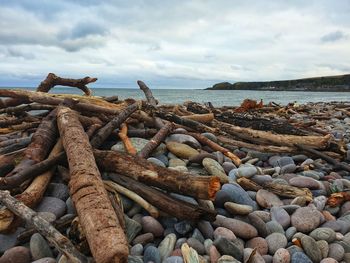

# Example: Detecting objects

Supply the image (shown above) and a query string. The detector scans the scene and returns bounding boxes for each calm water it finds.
[5,87,350,107]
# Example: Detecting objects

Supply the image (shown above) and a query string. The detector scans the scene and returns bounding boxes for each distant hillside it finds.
[206,74,350,91]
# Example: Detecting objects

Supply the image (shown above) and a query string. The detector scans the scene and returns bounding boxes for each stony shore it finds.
[1,82,350,263]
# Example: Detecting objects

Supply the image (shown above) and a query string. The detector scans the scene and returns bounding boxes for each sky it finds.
[0,0,349,89]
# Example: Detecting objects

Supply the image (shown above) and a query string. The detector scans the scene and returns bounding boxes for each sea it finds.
[4,87,350,107]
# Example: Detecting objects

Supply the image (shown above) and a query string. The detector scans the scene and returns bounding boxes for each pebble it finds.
[158,233,177,261]
[0,246,31,263]
[209,245,221,263]
[319,259,338,263]
[213,236,243,261]
[281,163,297,174]
[285,227,297,241]
[35,196,67,219]
[309,227,336,243]
[236,166,258,178]
[256,189,283,208]
[266,233,288,254]
[291,252,313,263]
[328,243,345,261]
[130,244,143,256]
[291,207,321,233]
[166,134,201,149]
[187,237,205,255]
[245,237,268,255]
[168,158,187,168]
[144,245,161,263]
[112,138,165,155]
[224,202,253,215]
[30,233,54,260]
[31,258,56,263]
[197,220,214,240]
[191,228,205,243]
[272,248,290,263]
[166,141,199,159]
[45,183,70,201]
[164,256,184,263]
[125,216,142,242]
[248,213,269,237]
[147,157,166,167]
[317,240,329,259]
[266,220,285,235]
[213,227,236,241]
[221,183,257,208]
[217,255,240,263]
[65,197,77,215]
[300,235,322,263]
[271,207,291,229]
[202,158,229,183]
[132,233,154,246]
[174,221,193,235]
[141,216,164,237]
[214,215,258,239]
[289,177,320,189]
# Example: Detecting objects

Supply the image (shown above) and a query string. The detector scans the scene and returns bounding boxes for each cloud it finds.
[321,30,347,42]
[0,1,349,88]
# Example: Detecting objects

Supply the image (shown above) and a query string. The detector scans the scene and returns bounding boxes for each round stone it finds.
[317,240,329,259]
[0,246,31,263]
[214,215,258,239]
[147,157,166,167]
[236,166,257,178]
[309,228,336,243]
[187,237,205,255]
[271,207,290,229]
[144,245,161,263]
[291,252,312,263]
[266,233,287,255]
[256,189,283,208]
[31,258,56,263]
[34,196,66,218]
[166,134,201,149]
[202,158,228,183]
[213,227,236,241]
[221,183,257,208]
[272,248,290,263]
[141,216,164,237]
[245,237,268,255]
[166,141,199,159]
[320,258,338,263]
[45,183,70,201]
[289,177,320,189]
[328,243,344,261]
[224,202,253,215]
[164,256,184,263]
[291,207,321,233]
[158,233,177,261]
[30,233,53,260]
[300,235,322,263]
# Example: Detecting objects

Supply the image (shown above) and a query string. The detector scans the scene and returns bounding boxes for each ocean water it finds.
[5,87,350,107]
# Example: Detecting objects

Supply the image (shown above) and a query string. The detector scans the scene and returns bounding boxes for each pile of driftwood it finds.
[0,73,348,263]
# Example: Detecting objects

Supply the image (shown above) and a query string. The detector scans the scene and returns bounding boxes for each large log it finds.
[57,106,128,263]
[212,120,331,149]
[94,150,220,200]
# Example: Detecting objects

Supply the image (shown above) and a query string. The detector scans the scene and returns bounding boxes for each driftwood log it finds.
[57,106,128,263]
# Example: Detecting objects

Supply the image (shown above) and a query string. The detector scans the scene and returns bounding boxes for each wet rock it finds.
[35,196,66,218]
[245,237,268,255]
[214,215,258,239]
[30,233,53,260]
[141,216,164,237]
[271,207,290,229]
[224,202,253,215]
[291,207,321,233]
[166,141,199,159]
[0,246,31,263]
[300,235,322,263]
[256,189,283,208]
[202,158,228,183]
[266,233,287,255]
[45,183,70,201]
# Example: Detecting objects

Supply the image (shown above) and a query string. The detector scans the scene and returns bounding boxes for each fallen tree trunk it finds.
[0,190,89,263]
[212,120,331,149]
[109,173,217,221]
[57,106,128,263]
[37,73,96,96]
[94,150,220,200]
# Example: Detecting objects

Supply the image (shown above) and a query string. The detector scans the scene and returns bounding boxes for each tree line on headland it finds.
[206,74,350,91]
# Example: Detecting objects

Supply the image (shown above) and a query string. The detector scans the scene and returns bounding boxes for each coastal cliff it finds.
[206,74,350,91]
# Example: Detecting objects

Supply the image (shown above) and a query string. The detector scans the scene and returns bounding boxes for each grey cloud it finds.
[321,30,346,42]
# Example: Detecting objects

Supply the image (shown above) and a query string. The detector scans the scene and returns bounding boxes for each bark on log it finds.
[137,80,158,106]
[57,106,128,263]
[0,122,40,134]
[109,173,217,221]
[138,122,174,159]
[0,137,32,155]
[0,140,63,232]
[37,73,96,96]
[217,135,298,153]
[0,103,55,115]
[295,144,350,172]
[212,120,331,149]
[94,150,220,200]
[90,102,141,148]
[0,190,89,263]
